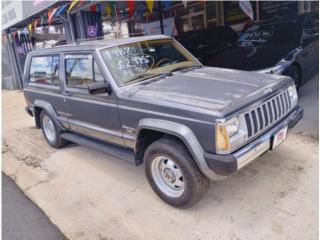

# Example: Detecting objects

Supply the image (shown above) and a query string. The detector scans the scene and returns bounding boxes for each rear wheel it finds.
[40,111,67,148]
[144,137,209,208]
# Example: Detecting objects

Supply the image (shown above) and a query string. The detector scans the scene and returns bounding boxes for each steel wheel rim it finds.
[151,156,185,198]
[42,115,56,142]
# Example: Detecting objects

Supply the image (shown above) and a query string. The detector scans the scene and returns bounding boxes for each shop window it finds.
[29,55,59,85]
[65,54,104,87]
[206,1,217,27]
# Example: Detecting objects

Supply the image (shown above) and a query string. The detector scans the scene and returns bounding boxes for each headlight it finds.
[216,117,240,153]
[287,84,298,106]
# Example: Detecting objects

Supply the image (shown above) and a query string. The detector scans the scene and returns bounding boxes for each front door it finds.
[57,51,124,146]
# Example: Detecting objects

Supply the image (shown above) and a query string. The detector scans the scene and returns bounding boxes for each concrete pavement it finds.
[2,174,65,240]
[292,74,319,137]
[2,88,318,240]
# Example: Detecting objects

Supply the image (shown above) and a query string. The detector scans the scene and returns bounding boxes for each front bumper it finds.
[204,105,303,178]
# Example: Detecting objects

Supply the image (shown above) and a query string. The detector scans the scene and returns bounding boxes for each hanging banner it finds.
[13,31,17,40]
[146,0,154,13]
[239,0,253,20]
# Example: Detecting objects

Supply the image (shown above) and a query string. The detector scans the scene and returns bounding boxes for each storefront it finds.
[2,0,318,89]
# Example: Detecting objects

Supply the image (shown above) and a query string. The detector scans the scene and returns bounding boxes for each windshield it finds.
[238,20,303,46]
[100,39,199,86]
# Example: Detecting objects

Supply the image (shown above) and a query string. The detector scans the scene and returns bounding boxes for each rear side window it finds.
[65,54,105,88]
[29,55,59,85]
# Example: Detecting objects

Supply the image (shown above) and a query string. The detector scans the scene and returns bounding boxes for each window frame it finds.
[28,54,60,88]
[63,52,106,92]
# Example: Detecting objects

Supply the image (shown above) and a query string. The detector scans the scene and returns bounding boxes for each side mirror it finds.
[88,82,111,95]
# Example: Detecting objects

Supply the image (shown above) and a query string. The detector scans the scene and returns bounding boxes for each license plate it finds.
[272,126,288,150]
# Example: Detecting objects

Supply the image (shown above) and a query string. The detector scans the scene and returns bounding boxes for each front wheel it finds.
[287,65,301,91]
[144,137,209,208]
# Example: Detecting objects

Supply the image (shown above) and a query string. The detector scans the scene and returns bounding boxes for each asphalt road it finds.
[2,174,65,240]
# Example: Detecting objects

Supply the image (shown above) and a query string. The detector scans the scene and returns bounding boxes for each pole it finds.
[158,1,164,34]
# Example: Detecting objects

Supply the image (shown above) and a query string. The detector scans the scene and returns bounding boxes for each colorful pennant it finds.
[146,0,155,13]
[48,8,57,24]
[128,0,134,17]
[68,0,78,14]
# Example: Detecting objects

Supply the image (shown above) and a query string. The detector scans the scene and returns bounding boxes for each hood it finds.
[207,42,298,71]
[121,67,292,117]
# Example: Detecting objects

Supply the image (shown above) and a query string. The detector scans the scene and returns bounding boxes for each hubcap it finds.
[151,156,185,198]
[42,115,56,142]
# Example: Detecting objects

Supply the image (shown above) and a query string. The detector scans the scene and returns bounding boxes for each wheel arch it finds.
[33,100,66,131]
[135,118,225,181]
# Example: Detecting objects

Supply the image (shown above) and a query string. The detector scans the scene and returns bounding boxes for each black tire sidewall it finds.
[40,111,60,147]
[144,138,209,208]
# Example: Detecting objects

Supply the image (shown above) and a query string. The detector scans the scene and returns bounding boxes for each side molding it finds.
[34,100,66,131]
[136,118,226,181]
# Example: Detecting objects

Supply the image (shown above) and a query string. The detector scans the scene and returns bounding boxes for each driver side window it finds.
[65,54,104,88]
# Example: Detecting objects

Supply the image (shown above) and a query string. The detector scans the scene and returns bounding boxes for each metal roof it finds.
[28,35,172,55]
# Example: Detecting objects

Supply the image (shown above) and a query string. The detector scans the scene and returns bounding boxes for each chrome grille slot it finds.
[244,90,292,140]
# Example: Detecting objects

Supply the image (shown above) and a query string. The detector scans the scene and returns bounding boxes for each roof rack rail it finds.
[75,32,146,44]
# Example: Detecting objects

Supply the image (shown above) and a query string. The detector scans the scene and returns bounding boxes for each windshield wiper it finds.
[170,65,202,73]
[124,72,172,85]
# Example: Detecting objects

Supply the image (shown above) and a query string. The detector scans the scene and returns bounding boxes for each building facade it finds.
[2,0,318,89]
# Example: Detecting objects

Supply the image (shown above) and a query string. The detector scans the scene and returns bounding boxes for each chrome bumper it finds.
[204,105,303,179]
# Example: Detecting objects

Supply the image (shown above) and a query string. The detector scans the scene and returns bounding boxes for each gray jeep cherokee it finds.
[23,35,303,208]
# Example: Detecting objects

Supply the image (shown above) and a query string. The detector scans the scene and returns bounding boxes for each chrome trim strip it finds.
[236,140,270,169]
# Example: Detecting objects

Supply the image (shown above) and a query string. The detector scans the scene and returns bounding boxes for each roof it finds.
[28,35,172,55]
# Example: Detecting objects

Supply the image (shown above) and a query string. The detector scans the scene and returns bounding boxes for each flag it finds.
[146,0,154,13]
[55,4,68,17]
[89,4,97,12]
[239,0,253,20]
[8,33,12,42]
[28,23,33,34]
[162,1,171,8]
[182,0,188,8]
[97,3,101,12]
[40,15,45,26]
[34,18,39,28]
[13,31,17,40]
[48,8,58,24]
[17,30,21,41]
[128,0,134,17]
[67,0,78,14]
[106,3,112,17]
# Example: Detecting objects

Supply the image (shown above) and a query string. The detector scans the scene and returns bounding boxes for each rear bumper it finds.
[204,105,303,178]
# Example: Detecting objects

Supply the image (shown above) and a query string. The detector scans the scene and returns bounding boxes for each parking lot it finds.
[2,74,318,240]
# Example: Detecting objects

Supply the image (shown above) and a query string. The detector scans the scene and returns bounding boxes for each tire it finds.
[287,65,301,92]
[40,111,67,148]
[144,136,209,208]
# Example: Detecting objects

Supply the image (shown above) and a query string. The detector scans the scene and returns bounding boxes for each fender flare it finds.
[136,118,226,181]
[34,100,66,131]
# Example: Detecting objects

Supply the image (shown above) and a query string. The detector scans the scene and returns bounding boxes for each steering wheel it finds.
[155,58,171,68]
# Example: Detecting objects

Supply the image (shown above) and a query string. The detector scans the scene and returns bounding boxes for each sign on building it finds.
[2,0,23,30]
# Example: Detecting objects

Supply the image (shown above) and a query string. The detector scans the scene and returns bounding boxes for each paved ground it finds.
[2,75,318,240]
[2,174,65,240]
[292,74,319,136]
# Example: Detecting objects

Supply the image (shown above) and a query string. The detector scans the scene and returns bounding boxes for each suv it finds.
[23,35,303,208]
